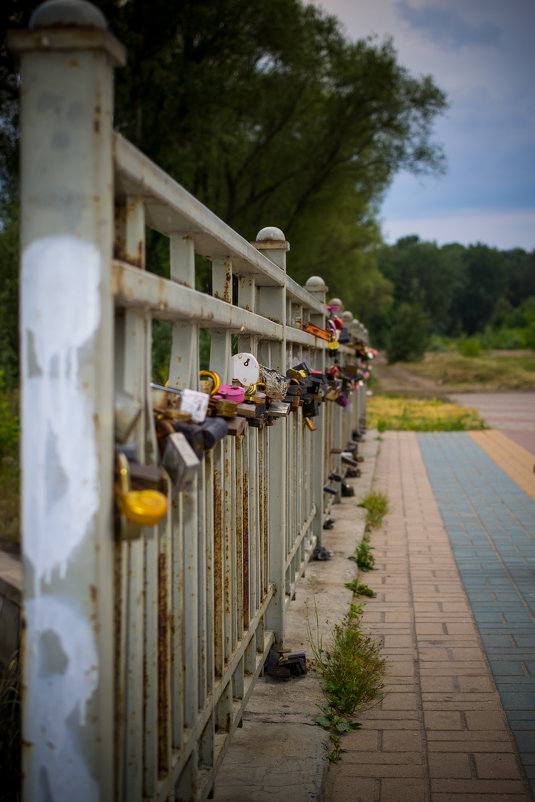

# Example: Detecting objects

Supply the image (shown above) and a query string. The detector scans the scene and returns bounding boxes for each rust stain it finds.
[242,477,250,629]
[69,58,80,68]
[158,551,169,777]
[89,584,97,602]
[94,103,101,134]
[213,475,223,677]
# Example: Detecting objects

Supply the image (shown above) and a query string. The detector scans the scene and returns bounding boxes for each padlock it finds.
[226,416,247,436]
[235,402,256,418]
[213,384,246,403]
[179,387,210,423]
[151,383,209,424]
[299,320,331,341]
[211,398,238,417]
[267,401,291,417]
[199,369,221,396]
[114,391,143,444]
[162,432,200,491]
[201,416,228,450]
[172,421,205,460]
[259,366,290,400]
[292,361,311,376]
[302,397,319,418]
[115,453,167,540]
[232,352,260,387]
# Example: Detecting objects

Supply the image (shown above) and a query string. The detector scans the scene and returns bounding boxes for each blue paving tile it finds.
[501,693,535,711]
[418,431,535,792]
[516,733,535,752]
[489,661,526,676]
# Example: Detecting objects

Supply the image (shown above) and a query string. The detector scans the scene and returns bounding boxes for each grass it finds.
[344,579,375,597]
[358,490,389,528]
[0,383,20,555]
[403,351,535,391]
[306,601,385,762]
[367,395,486,432]
[0,651,21,801]
[349,536,375,571]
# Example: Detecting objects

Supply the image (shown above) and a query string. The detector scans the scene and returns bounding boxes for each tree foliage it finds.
[373,236,535,359]
[1,0,450,384]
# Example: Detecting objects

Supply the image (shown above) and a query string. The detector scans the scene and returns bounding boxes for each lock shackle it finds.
[117,452,131,496]
[199,370,221,396]
[245,381,265,398]
[151,382,182,397]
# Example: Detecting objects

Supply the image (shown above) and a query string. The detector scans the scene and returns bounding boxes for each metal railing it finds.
[9,3,369,800]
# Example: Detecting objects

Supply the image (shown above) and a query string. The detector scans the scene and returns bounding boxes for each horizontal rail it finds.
[112,260,327,347]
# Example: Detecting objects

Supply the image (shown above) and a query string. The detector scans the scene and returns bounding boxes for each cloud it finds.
[396,1,502,51]
[382,208,535,251]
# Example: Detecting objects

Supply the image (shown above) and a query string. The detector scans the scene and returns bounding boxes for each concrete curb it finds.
[213,432,380,801]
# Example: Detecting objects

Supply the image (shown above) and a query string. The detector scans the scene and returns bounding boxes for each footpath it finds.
[215,394,535,802]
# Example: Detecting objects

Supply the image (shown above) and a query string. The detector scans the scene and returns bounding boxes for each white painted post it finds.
[304,276,328,547]
[8,2,125,800]
[253,227,289,644]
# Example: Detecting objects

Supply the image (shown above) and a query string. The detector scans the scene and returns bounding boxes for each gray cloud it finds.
[396,1,502,51]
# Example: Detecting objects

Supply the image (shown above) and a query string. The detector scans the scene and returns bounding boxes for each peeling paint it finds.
[21,236,101,586]
[25,596,100,801]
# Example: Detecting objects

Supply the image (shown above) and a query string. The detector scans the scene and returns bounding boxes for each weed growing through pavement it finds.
[306,599,385,762]
[344,579,375,598]
[349,535,375,571]
[358,490,389,530]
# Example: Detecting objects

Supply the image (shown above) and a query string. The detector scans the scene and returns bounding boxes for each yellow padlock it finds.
[116,454,167,527]
[327,336,339,350]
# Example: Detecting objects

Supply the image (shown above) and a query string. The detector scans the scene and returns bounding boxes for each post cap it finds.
[305,276,327,292]
[255,226,285,242]
[341,311,353,324]
[30,0,107,30]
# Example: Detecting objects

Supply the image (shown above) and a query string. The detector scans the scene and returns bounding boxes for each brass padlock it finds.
[115,453,167,540]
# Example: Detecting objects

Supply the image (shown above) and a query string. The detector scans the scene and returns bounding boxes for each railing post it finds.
[8,3,125,800]
[253,227,289,645]
[304,276,328,547]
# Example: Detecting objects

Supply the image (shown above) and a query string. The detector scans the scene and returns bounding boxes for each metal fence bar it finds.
[11,3,370,800]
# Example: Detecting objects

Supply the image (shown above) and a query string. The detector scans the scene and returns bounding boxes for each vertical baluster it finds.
[235,437,244,639]
[254,227,288,644]
[168,234,200,778]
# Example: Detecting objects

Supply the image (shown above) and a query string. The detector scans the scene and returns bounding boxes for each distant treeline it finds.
[370,236,535,362]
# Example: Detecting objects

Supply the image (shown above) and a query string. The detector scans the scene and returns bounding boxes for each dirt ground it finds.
[372,352,445,395]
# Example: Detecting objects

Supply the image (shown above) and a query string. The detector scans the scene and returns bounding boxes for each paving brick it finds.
[378,778,428,801]
[424,711,463,730]
[458,675,496,693]
[474,753,523,779]
[382,730,422,752]
[428,752,472,778]
[321,431,535,802]
[431,778,526,794]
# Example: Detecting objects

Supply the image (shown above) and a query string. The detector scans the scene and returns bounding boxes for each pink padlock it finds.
[213,385,245,403]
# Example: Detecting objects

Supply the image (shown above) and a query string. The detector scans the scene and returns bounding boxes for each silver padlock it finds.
[267,401,291,417]
[162,432,200,491]
[114,391,143,443]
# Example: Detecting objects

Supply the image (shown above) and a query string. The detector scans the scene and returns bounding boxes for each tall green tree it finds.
[1,0,449,378]
[93,0,448,304]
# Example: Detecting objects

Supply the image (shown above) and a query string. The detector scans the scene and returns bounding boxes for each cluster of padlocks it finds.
[113,329,374,539]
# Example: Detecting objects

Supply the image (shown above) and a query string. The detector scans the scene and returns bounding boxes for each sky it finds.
[311,0,535,251]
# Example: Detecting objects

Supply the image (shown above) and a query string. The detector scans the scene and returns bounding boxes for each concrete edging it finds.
[213,432,380,802]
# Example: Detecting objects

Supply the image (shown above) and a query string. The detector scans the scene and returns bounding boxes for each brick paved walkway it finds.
[322,431,534,801]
